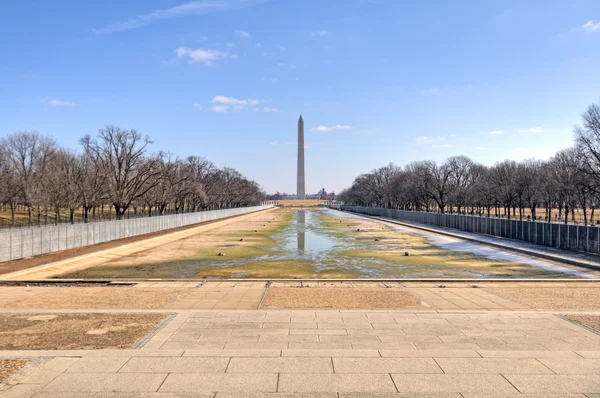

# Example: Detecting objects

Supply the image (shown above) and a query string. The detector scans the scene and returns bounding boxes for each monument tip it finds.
[298,115,303,123]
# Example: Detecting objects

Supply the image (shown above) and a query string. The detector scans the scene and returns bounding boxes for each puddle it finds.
[332,210,595,279]
[282,210,340,255]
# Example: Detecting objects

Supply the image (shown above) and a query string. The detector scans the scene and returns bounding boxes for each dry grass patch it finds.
[567,315,600,333]
[263,287,427,309]
[7,287,190,309]
[0,313,167,350]
[486,287,600,310]
[0,360,30,381]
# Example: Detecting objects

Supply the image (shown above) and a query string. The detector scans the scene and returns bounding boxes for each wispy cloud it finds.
[176,47,232,65]
[517,127,545,133]
[205,95,263,112]
[311,30,330,37]
[263,107,278,112]
[582,20,600,33]
[312,125,351,132]
[193,103,202,110]
[270,141,278,145]
[489,130,503,135]
[475,146,486,150]
[422,88,439,95]
[92,0,264,34]
[415,135,457,149]
[234,29,250,37]
[211,105,229,113]
[415,136,444,144]
[212,95,260,106]
[45,99,77,107]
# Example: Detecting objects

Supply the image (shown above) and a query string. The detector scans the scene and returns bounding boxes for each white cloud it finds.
[311,30,330,36]
[312,125,351,132]
[234,29,249,37]
[212,95,260,106]
[517,127,545,133]
[304,145,310,149]
[270,141,278,145]
[582,20,600,32]
[224,42,236,48]
[255,43,263,48]
[207,95,265,112]
[176,47,231,65]
[46,99,77,107]
[92,0,263,34]
[422,88,439,95]
[211,105,229,113]
[193,103,202,110]
[263,107,278,112]
[432,144,452,148]
[489,130,503,135]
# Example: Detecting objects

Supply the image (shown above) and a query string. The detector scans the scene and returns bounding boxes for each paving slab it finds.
[227,357,333,373]
[118,357,229,373]
[65,357,129,373]
[538,358,600,374]
[277,373,397,393]
[391,374,518,393]
[505,374,600,394]
[435,357,553,374]
[333,357,442,373]
[43,373,168,392]
[159,373,278,393]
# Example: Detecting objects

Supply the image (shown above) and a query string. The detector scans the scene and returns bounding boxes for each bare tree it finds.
[80,126,163,219]
[0,131,56,223]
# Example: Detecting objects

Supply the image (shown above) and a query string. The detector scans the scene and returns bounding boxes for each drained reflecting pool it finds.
[60,208,596,279]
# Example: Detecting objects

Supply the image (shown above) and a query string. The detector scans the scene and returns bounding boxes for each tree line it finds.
[0,126,265,225]
[338,100,600,225]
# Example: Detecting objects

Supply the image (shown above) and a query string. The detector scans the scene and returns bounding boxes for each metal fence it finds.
[0,205,273,262]
[339,205,600,255]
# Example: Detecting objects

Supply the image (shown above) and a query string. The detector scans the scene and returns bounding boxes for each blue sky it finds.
[1,0,600,194]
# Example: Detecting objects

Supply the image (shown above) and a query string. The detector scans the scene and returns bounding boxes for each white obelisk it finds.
[297,115,306,199]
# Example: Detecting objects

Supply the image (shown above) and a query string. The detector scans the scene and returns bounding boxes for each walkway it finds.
[0,282,599,396]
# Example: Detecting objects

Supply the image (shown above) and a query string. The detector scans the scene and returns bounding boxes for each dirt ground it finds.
[0,313,167,350]
[262,287,427,309]
[58,210,288,279]
[568,315,600,332]
[0,214,248,276]
[7,287,191,309]
[487,287,600,310]
[319,212,571,279]
[0,360,29,381]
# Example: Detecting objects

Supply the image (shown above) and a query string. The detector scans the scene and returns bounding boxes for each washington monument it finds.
[297,115,305,199]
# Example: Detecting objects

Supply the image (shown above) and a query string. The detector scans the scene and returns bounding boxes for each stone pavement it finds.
[1,308,600,397]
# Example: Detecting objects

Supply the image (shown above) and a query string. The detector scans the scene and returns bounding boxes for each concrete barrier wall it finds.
[0,205,273,262]
[338,205,600,255]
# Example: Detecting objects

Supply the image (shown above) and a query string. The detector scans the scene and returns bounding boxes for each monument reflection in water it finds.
[297,210,305,252]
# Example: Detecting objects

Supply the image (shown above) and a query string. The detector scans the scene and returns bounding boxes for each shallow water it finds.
[64,208,596,279]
